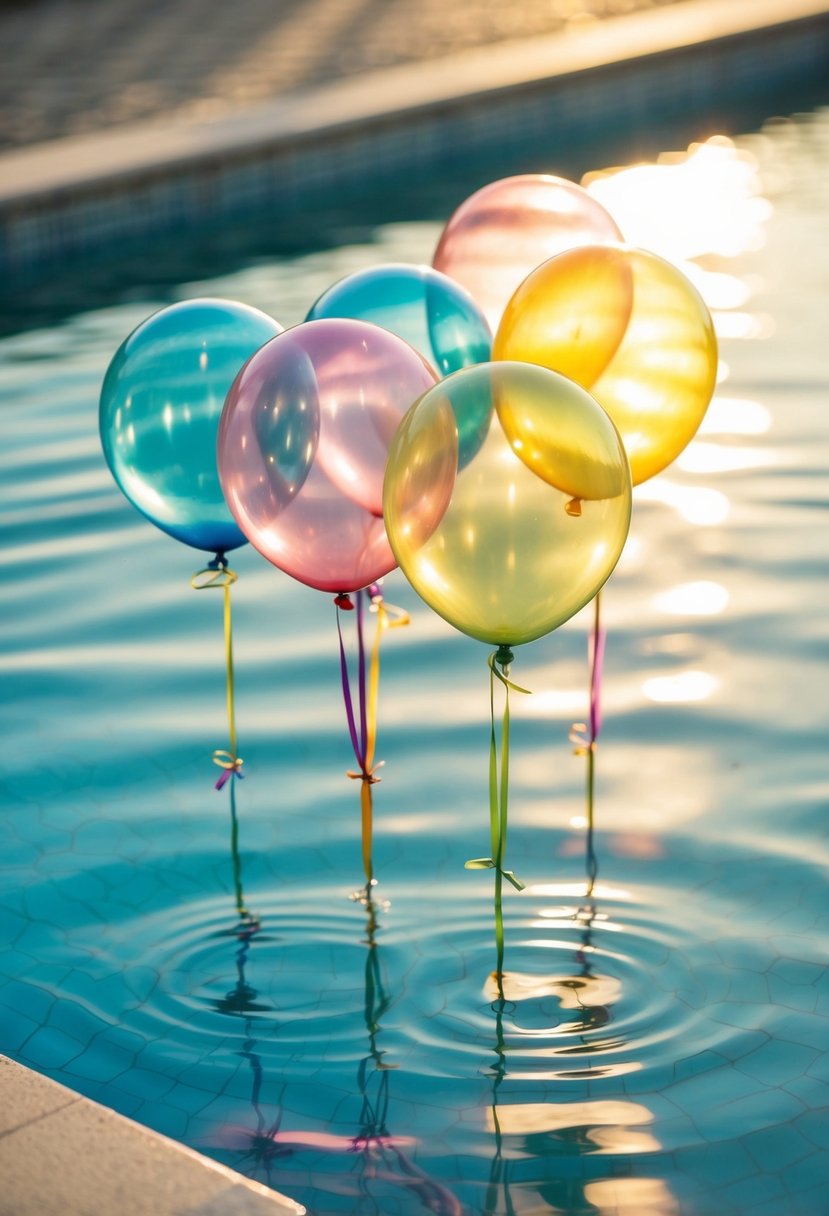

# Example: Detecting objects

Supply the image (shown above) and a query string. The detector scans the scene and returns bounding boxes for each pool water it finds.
[1,106,828,1216]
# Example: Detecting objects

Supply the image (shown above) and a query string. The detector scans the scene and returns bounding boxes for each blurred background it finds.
[0,0,683,149]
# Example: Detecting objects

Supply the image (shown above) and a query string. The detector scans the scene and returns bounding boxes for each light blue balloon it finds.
[306,263,491,378]
[100,298,283,556]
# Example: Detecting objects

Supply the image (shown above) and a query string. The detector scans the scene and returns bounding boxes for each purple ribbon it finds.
[589,624,607,744]
[336,594,369,777]
[215,764,244,791]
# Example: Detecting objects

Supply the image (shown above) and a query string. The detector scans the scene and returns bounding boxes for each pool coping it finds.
[1,0,828,281]
[0,1053,305,1216]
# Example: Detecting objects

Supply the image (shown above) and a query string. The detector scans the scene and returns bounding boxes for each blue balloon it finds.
[100,298,283,555]
[306,263,491,377]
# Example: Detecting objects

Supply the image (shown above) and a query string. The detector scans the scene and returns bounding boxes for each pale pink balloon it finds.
[217,318,437,594]
[433,174,624,332]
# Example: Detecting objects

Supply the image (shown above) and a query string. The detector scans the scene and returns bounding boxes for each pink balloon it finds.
[217,318,437,594]
[433,174,623,332]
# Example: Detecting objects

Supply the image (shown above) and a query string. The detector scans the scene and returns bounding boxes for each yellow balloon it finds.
[383,362,631,647]
[493,245,718,486]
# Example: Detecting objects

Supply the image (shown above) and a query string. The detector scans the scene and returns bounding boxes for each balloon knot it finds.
[565,497,583,518]
[213,750,244,789]
[347,760,385,785]
[334,593,354,610]
[494,644,514,673]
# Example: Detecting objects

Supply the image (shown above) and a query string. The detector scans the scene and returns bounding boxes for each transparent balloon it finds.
[99,297,284,554]
[383,361,632,647]
[493,244,718,486]
[306,262,491,377]
[218,318,438,594]
[433,174,623,333]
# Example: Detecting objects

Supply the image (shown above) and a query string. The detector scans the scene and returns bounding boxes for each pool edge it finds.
[1,0,828,283]
[0,1054,305,1216]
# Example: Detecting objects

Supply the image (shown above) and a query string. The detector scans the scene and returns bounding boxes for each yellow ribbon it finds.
[191,562,243,784]
[345,591,409,885]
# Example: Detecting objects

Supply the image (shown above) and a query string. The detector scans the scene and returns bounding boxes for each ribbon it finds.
[570,593,606,756]
[465,645,530,987]
[570,592,605,894]
[191,556,244,788]
[336,584,410,884]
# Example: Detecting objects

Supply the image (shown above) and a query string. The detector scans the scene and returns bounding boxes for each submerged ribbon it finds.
[191,556,244,789]
[335,585,409,884]
[465,645,530,987]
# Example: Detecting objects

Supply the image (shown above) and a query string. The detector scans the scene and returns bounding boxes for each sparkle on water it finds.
[1,109,829,1216]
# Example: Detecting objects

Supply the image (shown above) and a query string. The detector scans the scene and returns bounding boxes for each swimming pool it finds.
[1,104,828,1216]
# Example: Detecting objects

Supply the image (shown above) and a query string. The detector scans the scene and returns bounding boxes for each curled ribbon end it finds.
[569,723,596,756]
[213,750,244,789]
[346,761,384,785]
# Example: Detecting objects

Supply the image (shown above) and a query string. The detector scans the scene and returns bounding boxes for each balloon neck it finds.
[565,497,583,517]
[495,644,515,677]
[209,551,228,570]
[334,593,354,611]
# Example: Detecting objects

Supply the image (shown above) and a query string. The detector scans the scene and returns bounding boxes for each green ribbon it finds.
[191,559,244,788]
[465,646,530,986]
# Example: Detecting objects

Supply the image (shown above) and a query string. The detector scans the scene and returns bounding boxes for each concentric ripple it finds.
[389,876,741,1092]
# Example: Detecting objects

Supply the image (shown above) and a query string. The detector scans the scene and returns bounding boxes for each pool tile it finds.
[20,1025,84,1071]
[736,1038,821,1087]
[745,1121,815,1171]
[64,1035,145,1083]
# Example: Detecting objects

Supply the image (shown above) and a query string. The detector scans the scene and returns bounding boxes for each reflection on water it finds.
[483,856,673,1213]
[1,107,829,1216]
[584,135,773,263]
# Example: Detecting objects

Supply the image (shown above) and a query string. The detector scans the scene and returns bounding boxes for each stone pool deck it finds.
[0,1054,304,1215]
[1,0,828,282]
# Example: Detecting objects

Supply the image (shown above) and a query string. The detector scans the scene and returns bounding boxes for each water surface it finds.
[1,107,828,1216]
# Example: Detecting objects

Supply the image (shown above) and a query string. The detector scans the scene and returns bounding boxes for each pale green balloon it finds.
[383,362,632,647]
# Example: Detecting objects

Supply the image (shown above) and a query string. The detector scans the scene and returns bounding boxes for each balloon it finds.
[493,244,718,486]
[306,262,491,377]
[432,174,623,332]
[383,361,631,647]
[100,297,283,554]
[218,318,438,594]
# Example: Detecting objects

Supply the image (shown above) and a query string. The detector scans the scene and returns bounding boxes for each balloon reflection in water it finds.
[482,827,670,1215]
[213,888,464,1214]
